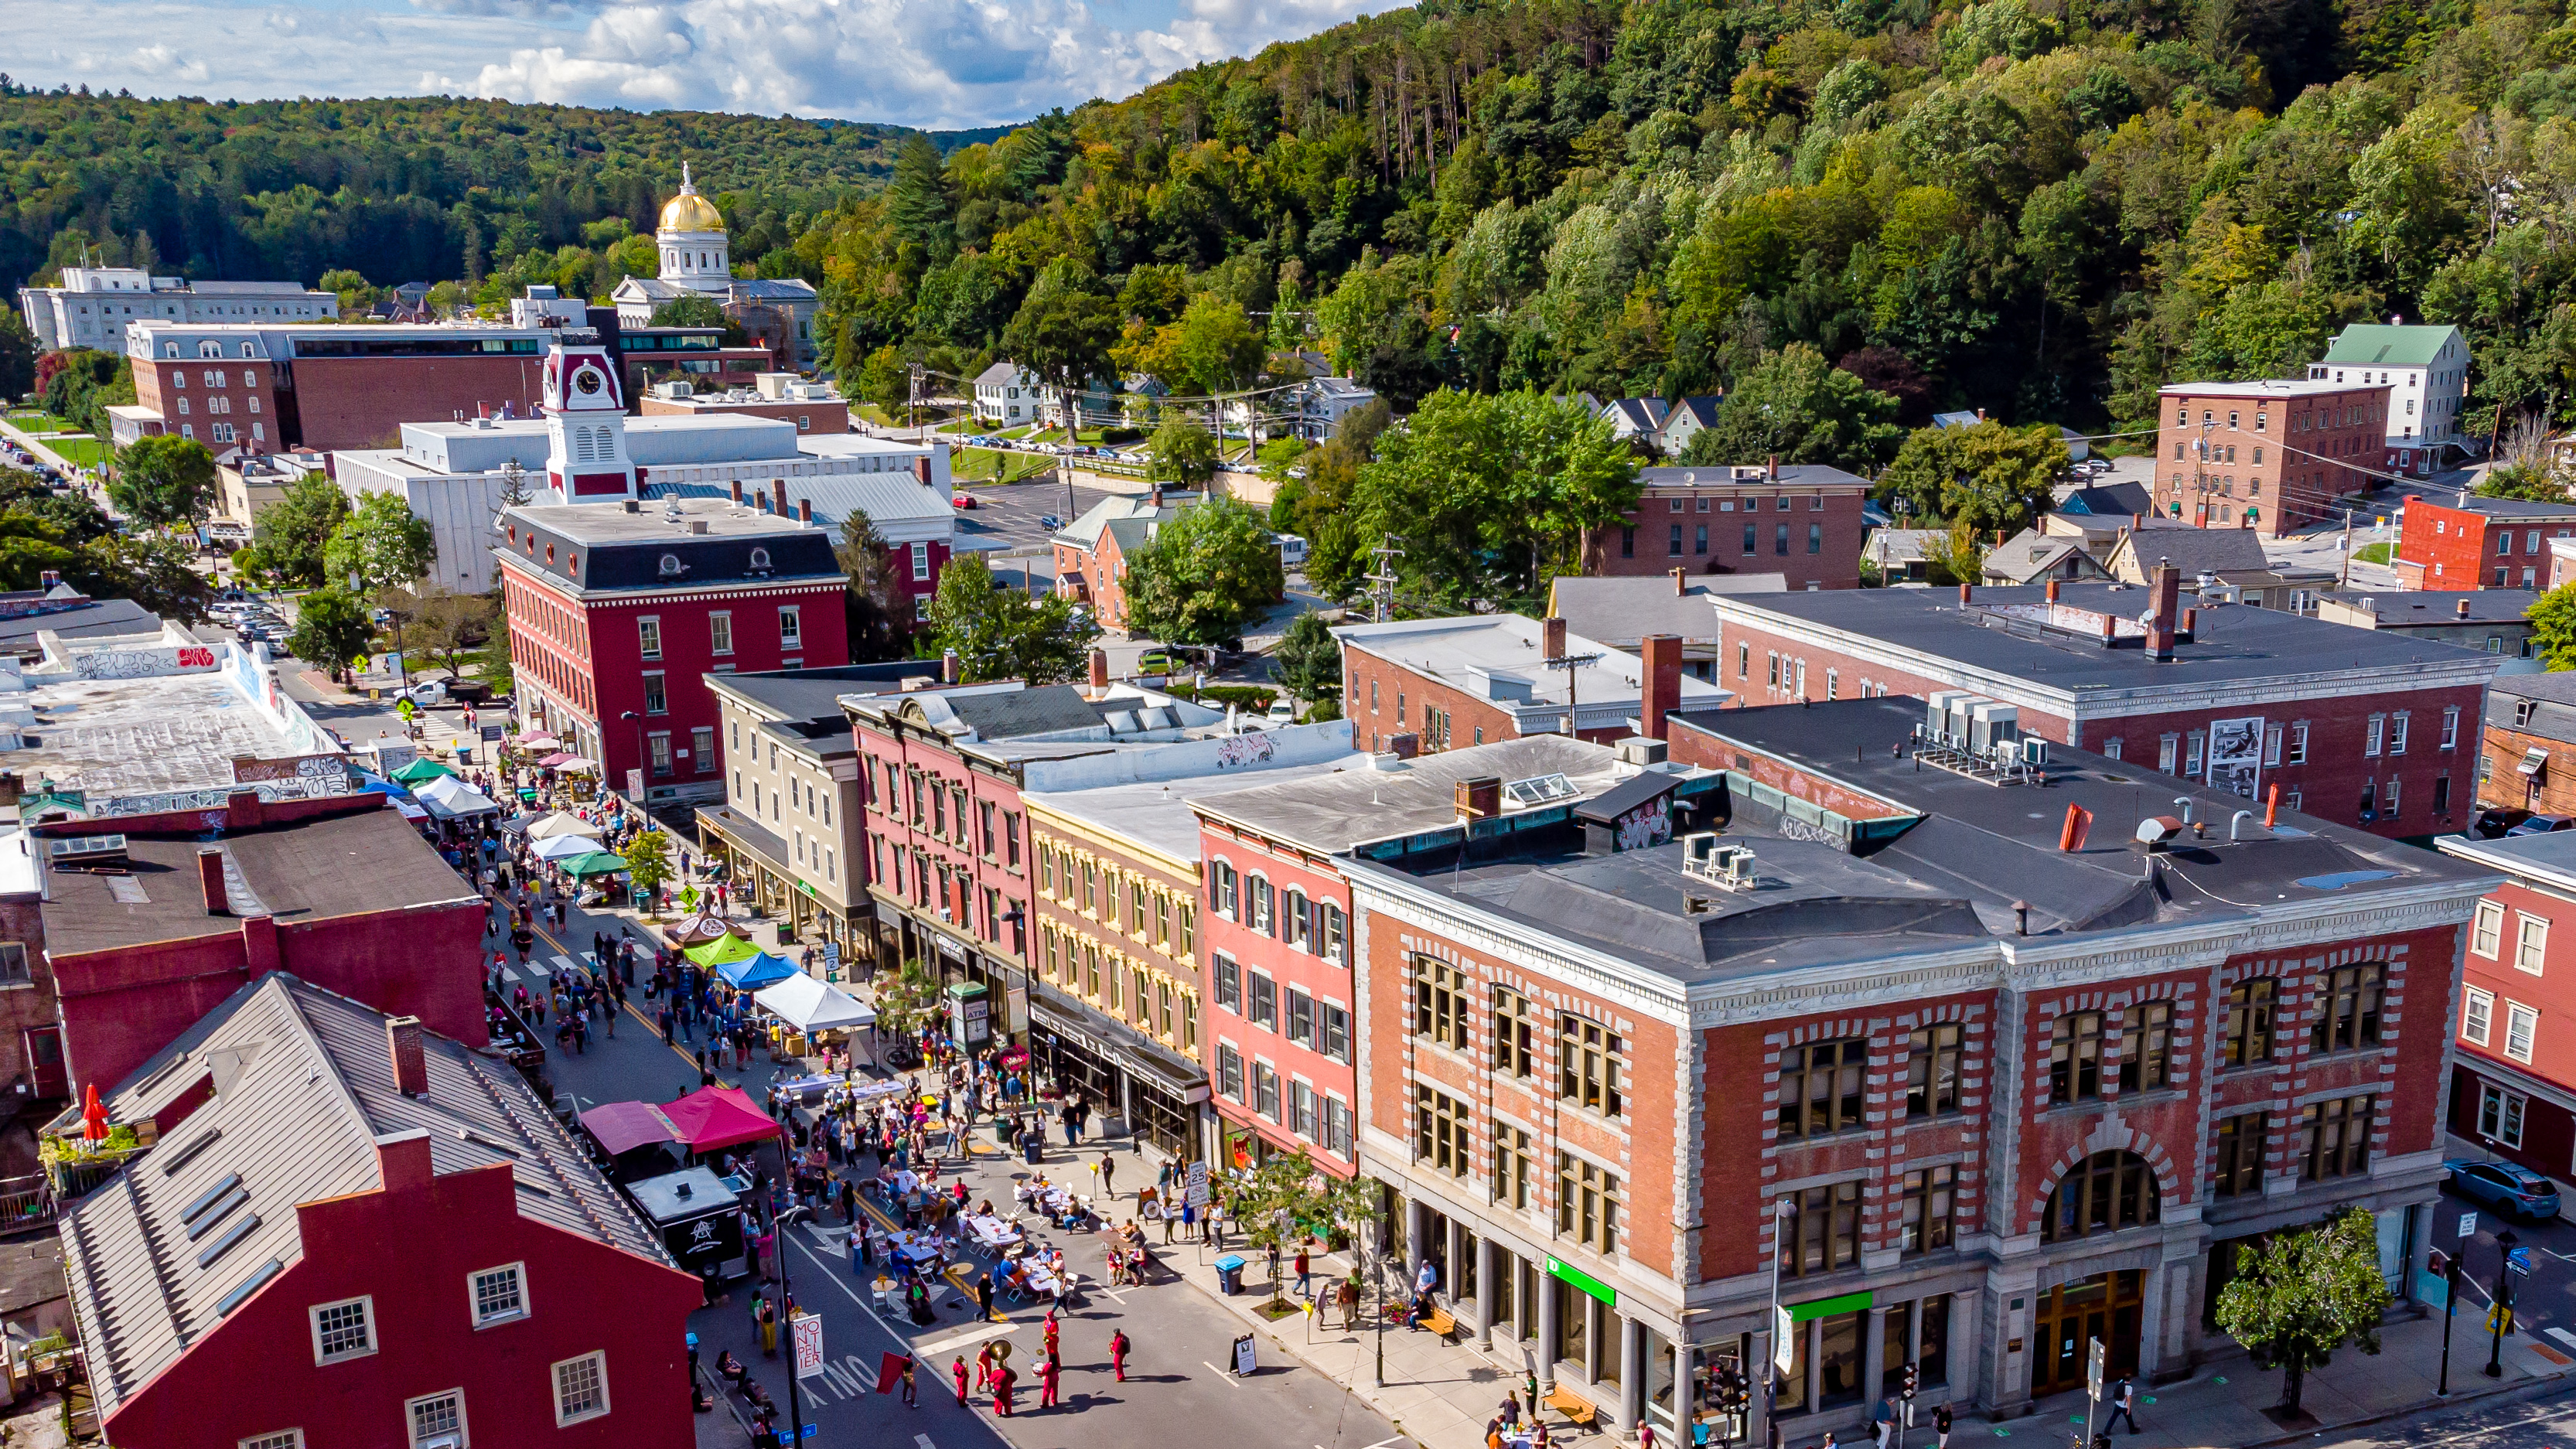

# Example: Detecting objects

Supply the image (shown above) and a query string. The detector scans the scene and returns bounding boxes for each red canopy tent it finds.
[663,1086,780,1153]
[579,1100,682,1157]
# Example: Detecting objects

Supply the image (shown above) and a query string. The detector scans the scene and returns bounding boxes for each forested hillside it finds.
[805,0,2576,440]
[0,84,916,302]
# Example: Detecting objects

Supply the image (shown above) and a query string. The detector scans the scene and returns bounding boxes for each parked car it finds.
[443,678,496,704]
[2475,808,2534,839]
[952,493,978,510]
[2507,814,2576,837]
[1265,697,1295,724]
[397,679,448,707]
[1039,514,1063,532]
[2443,1158,2562,1220]
[1134,649,1186,677]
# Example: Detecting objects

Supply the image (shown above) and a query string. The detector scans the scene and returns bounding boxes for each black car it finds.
[2476,808,2533,839]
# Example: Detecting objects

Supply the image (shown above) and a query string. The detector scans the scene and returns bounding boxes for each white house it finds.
[973,363,1049,426]
[2308,322,2472,476]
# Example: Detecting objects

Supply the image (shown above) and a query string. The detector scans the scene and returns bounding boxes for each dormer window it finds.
[199,341,220,359]
[238,343,255,358]
[749,547,772,571]
[162,343,177,358]
[546,544,555,564]
[659,553,683,578]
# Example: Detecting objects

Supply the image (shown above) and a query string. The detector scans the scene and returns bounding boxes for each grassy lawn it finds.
[2353,541,2394,564]
[5,411,74,434]
[46,436,107,466]
[952,447,1053,486]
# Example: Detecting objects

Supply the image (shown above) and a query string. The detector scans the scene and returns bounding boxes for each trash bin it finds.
[1215,1254,1246,1295]
[1022,1134,1042,1166]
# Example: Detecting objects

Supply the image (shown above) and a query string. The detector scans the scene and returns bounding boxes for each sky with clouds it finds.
[0,0,1377,130]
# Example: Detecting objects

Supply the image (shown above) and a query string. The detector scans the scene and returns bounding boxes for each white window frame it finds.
[2465,986,2494,1046]
[310,1295,375,1365]
[708,611,733,656]
[2288,721,2309,764]
[2443,706,2462,750]
[2481,1082,2527,1149]
[469,1262,527,1328]
[779,605,802,649]
[552,1350,611,1427]
[2519,912,2550,975]
[642,670,668,716]
[2507,1001,2540,1064]
[2475,901,2505,957]
[405,1387,467,1447]
[2390,711,2409,755]
[911,541,930,581]
[637,615,661,660]
[239,1433,304,1449]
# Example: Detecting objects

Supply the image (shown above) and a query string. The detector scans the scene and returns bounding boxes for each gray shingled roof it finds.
[61,974,668,1416]
[2119,527,2272,576]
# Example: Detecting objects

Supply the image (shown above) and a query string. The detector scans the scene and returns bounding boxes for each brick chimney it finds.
[1668,567,1687,597]
[2044,578,2060,603]
[197,847,228,915]
[941,648,961,684]
[797,497,812,524]
[772,479,787,517]
[730,478,745,505]
[2458,598,2472,619]
[1454,776,1502,823]
[1958,582,1974,605]
[1149,485,1165,508]
[374,1128,434,1193]
[2146,561,2181,661]
[1766,454,1779,481]
[385,1015,427,1096]
[1087,647,1109,690]
[1639,634,1683,740]
[1542,615,1568,660]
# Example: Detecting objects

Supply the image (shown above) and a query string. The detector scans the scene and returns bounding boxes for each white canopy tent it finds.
[526,811,606,840]
[415,775,500,817]
[531,832,597,862]
[753,973,877,1033]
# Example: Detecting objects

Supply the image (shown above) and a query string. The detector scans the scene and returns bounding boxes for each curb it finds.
[1167,1250,1462,1448]
[2234,1369,2576,1449]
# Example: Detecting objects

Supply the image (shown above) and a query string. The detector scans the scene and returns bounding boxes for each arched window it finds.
[2042,1151,2159,1243]
[199,341,220,359]
[573,428,595,462]
[238,343,255,358]
[749,547,772,571]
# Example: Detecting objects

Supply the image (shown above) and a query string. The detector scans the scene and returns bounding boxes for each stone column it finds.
[1862,1301,1888,1426]
[1613,1314,1642,1430]
[1476,1237,1496,1349]
[1672,1333,1695,1435]
[1537,1277,1561,1396]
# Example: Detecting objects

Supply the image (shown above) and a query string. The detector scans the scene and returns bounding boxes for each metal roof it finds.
[2321,323,2462,370]
[61,973,667,1417]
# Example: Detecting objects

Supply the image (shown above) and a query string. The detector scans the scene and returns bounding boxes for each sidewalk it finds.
[1165,1253,2576,1449]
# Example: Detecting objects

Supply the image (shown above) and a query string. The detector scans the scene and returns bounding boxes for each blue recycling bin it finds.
[1215,1254,1247,1295]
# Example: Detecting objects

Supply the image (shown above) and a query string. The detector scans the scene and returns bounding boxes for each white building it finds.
[332,343,953,591]
[17,268,337,353]
[2309,322,2472,475]
[973,363,1046,425]
[1288,377,1378,440]
[610,164,821,369]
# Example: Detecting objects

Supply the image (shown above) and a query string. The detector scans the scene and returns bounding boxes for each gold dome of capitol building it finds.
[657,162,725,234]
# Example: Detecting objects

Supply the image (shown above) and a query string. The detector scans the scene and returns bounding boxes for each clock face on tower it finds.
[573,366,605,397]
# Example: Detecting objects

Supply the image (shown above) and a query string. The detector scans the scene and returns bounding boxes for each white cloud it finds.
[0,0,1380,128]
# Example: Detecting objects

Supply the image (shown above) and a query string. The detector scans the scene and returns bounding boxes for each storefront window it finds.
[1817,1310,1864,1409]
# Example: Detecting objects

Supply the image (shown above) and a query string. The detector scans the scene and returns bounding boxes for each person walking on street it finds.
[756,1293,777,1357]
[899,1353,919,1407]
[993,1363,1015,1417]
[1109,1327,1130,1383]
[1933,1403,1953,1449]
[1037,1355,1059,1410]
[1100,1154,1116,1199]
[1042,1310,1060,1365]
[2105,1377,2140,1435]
[1295,1243,1312,1298]
[952,1355,970,1407]
[977,1270,997,1322]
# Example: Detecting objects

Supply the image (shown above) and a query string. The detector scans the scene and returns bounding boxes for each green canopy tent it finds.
[561,851,629,878]
[684,932,763,970]
[389,757,459,786]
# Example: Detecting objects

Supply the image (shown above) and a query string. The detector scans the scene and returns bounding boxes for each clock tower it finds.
[541,341,636,503]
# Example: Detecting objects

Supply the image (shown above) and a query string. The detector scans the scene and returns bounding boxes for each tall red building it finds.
[61,973,699,1449]
[1581,462,1870,589]
[2436,831,2576,1175]
[2394,491,2576,591]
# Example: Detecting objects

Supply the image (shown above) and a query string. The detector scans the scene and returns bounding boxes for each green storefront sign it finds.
[1789,1290,1874,1323]
[1545,1256,1616,1307]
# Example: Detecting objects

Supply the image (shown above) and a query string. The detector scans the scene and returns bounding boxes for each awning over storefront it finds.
[2523,747,2551,778]
[1029,988,1209,1104]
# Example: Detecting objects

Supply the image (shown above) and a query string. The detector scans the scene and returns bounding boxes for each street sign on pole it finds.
[1186,1160,1211,1209]
[792,1312,824,1378]
[2461,1211,2480,1240]
[2086,1338,2106,1400]
[2509,1246,2535,1278]
[1773,1306,1796,1373]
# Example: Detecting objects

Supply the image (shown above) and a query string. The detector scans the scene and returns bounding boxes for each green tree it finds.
[317,268,376,315]
[1220,1147,1382,1305]
[107,435,217,530]
[251,471,352,588]
[1002,259,1120,431]
[285,586,377,682]
[852,346,910,417]
[1679,346,1905,475]
[1120,293,1268,398]
[2479,465,2570,503]
[1876,422,2068,540]
[1270,610,1342,708]
[326,491,438,591]
[87,530,213,624]
[836,507,917,661]
[623,827,675,908]
[2212,1206,2391,1418]
[1148,418,1222,490]
[1122,495,1285,649]
[0,304,36,404]
[926,554,1099,684]
[885,134,957,264]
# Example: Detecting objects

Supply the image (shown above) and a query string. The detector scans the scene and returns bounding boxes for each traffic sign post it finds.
[2083,1338,2105,1449]
[2434,1247,2462,1396]
[2489,1229,2523,1379]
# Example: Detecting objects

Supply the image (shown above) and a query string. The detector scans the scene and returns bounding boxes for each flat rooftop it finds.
[1335,615,1729,723]
[41,805,479,957]
[1030,756,1366,862]
[2323,589,2537,626]
[2,670,303,804]
[506,496,827,545]
[1196,735,1640,851]
[2158,379,2380,399]
[1714,583,2499,700]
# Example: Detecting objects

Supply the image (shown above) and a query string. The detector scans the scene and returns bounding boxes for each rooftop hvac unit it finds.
[1924,690,1973,745]
[49,834,128,869]
[1967,701,2020,754]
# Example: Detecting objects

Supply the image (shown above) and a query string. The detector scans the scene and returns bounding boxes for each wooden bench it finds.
[1546,1386,1598,1430]
[1418,1304,1459,1340]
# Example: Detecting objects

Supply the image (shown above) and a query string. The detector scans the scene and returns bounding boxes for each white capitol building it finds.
[610,164,821,370]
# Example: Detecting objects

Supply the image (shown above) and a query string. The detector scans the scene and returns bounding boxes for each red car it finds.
[951,493,978,510]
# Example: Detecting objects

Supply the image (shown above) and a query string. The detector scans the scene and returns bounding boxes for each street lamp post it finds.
[2435,1246,2463,1396]
[619,711,645,798]
[2486,1227,2521,1378]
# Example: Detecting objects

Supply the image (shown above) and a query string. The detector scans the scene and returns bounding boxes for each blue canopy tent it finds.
[716,952,798,990]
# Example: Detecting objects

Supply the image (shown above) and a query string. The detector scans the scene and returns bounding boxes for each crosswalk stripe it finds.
[551,953,577,974]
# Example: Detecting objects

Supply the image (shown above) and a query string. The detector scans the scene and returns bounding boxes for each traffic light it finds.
[1902,1362,1920,1400]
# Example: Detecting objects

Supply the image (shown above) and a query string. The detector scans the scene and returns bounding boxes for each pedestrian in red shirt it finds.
[994,1364,1016,1417]
[1038,1357,1060,1409]
[1110,1328,1131,1382]
[952,1355,969,1406]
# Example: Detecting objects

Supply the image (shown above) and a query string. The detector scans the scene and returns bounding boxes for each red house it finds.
[1581,462,1870,589]
[2436,831,2576,1175]
[2395,491,2576,591]
[60,973,701,1449]
[500,494,850,800]
[38,796,489,1099]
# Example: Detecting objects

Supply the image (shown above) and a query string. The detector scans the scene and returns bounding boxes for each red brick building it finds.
[117,321,554,453]
[2434,832,2576,1182]
[1581,462,1870,589]
[1337,615,1725,755]
[1051,491,1195,632]
[38,798,486,1099]
[499,496,850,800]
[2474,673,2576,817]
[1341,701,2481,1444]
[61,973,699,1449]
[2394,492,2576,591]
[1702,575,2497,838]
[2152,379,2390,536]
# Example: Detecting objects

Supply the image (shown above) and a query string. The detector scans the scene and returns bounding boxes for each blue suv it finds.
[2444,1158,2563,1221]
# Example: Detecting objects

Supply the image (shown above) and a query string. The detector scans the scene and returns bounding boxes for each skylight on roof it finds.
[1504,773,1580,805]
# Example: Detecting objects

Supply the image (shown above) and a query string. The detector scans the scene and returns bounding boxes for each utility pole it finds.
[2434,1245,2462,1396]
[907,363,922,439]
[1366,536,1404,624]
[2337,511,2354,590]
[1542,640,1604,738]
[778,1198,807,1448]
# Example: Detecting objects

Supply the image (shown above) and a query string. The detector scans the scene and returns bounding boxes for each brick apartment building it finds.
[2152,380,2391,535]
[1582,462,1870,589]
[1191,738,1619,1181]
[2394,492,2576,591]
[1338,615,1725,754]
[499,496,850,801]
[1704,574,2499,838]
[2434,832,2576,1183]
[1336,703,2483,1444]
[1051,490,1204,632]
[62,973,698,1449]
[2473,673,2576,817]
